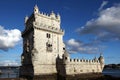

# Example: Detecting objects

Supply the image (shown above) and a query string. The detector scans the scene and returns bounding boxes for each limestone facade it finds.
[56,50,104,77]
[20,5,104,78]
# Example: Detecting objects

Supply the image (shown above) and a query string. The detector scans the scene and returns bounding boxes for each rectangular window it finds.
[46,33,51,38]
[46,33,49,38]
[49,34,50,38]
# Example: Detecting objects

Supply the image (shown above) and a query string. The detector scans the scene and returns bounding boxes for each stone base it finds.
[19,65,34,78]
[19,73,103,80]
[65,73,103,80]
[33,74,57,80]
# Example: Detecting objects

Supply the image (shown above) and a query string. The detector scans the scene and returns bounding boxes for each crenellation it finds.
[44,13,46,16]
[41,12,43,15]
[67,58,102,65]
[35,10,60,21]
[89,60,91,63]
[75,59,77,62]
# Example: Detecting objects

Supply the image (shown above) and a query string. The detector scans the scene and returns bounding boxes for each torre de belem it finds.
[20,5,104,79]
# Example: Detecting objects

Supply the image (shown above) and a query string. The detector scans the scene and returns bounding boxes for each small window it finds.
[63,47,65,50]
[46,33,51,38]
[47,33,49,38]
[49,34,50,38]
[65,57,67,60]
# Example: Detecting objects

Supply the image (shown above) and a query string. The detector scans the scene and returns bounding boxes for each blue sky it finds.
[0,0,120,66]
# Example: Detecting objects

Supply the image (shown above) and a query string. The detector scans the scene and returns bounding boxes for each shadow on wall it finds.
[19,52,34,80]
[56,55,66,80]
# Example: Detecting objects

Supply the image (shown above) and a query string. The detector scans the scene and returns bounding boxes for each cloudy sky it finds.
[0,0,120,66]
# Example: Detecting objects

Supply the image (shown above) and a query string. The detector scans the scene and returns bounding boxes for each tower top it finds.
[24,15,28,23]
[99,53,104,60]
[93,56,98,62]
[50,11,56,19]
[57,13,60,20]
[34,4,39,14]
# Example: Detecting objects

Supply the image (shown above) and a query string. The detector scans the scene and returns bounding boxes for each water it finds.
[0,67,19,78]
[103,69,120,77]
[0,67,120,78]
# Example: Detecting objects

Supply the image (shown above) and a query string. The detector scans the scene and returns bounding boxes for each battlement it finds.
[25,5,61,30]
[65,58,100,64]
[34,11,60,29]
[34,11,60,21]
[33,4,60,21]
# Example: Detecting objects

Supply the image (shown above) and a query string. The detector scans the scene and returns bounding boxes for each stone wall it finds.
[64,58,103,75]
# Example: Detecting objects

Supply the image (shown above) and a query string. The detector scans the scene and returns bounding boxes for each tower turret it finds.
[50,11,56,19]
[34,5,39,14]
[62,49,70,64]
[93,56,98,62]
[57,13,61,21]
[99,53,104,64]
[99,53,105,70]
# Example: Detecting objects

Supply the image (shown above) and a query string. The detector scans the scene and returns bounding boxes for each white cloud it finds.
[67,39,81,47]
[0,60,20,66]
[99,1,108,11]
[77,3,120,42]
[66,39,101,54]
[0,25,21,51]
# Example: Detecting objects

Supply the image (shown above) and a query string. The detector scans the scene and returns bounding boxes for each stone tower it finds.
[99,53,105,71]
[20,5,65,78]
[20,5,105,80]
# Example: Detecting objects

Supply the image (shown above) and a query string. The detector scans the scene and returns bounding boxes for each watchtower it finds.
[20,5,65,78]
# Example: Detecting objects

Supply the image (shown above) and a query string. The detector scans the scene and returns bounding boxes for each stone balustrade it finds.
[33,21,64,34]
[66,58,100,64]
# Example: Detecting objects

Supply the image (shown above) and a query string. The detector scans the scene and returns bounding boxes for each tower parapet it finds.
[56,13,60,21]
[22,5,63,37]
[32,5,61,30]
[50,11,56,19]
[62,49,70,64]
[34,5,39,14]
[99,53,105,70]
[65,58,100,64]
[24,16,29,23]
